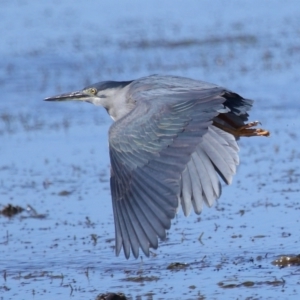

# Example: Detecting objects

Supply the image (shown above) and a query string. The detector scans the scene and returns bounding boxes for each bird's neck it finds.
[106,85,134,121]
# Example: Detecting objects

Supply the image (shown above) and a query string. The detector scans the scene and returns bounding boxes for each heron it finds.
[45,74,270,259]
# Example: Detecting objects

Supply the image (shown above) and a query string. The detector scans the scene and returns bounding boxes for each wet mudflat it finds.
[1,1,300,299]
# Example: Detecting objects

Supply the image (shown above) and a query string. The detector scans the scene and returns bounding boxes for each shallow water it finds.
[1,1,300,299]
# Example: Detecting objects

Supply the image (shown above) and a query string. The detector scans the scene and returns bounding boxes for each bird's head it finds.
[45,80,133,120]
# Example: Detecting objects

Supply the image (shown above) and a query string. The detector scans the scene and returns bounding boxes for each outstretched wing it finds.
[109,86,230,258]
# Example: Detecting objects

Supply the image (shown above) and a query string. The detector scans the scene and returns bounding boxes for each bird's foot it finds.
[236,121,270,137]
[213,120,270,137]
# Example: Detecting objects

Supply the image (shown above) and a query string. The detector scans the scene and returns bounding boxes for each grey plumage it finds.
[45,74,269,259]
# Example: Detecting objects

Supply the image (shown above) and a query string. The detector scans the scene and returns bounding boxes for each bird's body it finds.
[45,75,269,259]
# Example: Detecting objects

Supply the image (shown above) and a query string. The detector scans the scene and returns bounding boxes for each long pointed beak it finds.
[44,91,89,102]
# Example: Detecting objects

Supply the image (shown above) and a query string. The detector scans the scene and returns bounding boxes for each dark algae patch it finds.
[218,278,285,289]
[272,255,300,267]
[0,204,24,217]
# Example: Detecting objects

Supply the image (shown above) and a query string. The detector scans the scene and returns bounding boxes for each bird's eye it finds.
[90,88,97,95]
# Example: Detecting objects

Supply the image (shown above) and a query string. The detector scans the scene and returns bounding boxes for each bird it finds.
[45,74,270,259]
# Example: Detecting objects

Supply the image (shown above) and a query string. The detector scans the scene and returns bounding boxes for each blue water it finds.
[1,1,300,299]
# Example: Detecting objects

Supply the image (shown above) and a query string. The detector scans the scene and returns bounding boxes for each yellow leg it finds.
[213,120,270,137]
